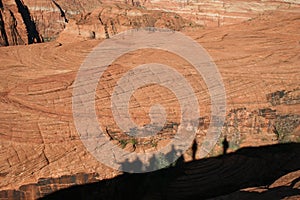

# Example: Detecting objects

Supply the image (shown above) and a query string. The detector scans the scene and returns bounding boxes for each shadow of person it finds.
[120,157,143,173]
[222,136,229,155]
[192,139,198,160]
[39,143,300,200]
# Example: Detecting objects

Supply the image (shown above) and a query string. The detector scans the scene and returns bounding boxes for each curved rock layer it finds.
[0,0,300,46]
[144,0,300,26]
[0,2,299,200]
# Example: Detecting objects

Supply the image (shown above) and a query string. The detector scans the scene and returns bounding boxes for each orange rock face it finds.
[1,0,299,46]
[0,0,299,199]
[144,0,300,27]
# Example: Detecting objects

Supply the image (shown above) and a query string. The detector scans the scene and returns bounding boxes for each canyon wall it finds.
[0,0,299,46]
[144,0,300,26]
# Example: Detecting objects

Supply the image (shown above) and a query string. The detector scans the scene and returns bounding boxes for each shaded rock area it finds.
[0,0,27,45]
[34,143,300,200]
[0,0,44,46]
[14,0,41,44]
[0,173,100,200]
[211,171,300,200]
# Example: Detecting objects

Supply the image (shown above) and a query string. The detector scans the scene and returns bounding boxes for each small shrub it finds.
[119,139,128,149]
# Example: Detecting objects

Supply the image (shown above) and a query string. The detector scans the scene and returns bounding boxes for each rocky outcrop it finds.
[14,0,41,44]
[267,88,300,106]
[57,4,192,41]
[1,0,300,46]
[0,0,41,46]
[36,0,300,40]
[23,0,76,42]
[0,2,299,200]
[0,0,25,46]
[0,7,9,46]
[143,0,300,27]
[196,107,299,157]
[0,0,194,45]
[0,0,9,46]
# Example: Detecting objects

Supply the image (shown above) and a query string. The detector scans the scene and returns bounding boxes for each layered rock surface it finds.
[144,0,300,26]
[0,0,299,46]
[0,1,299,200]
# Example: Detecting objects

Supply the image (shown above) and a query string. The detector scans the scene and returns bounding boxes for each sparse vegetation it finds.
[119,139,128,149]
[129,138,137,146]
[150,140,158,148]
[274,115,299,143]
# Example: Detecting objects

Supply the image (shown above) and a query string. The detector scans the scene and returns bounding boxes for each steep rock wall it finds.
[1,0,299,46]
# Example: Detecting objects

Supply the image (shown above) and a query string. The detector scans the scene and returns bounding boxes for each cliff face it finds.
[0,0,66,46]
[0,0,45,46]
[0,0,26,46]
[0,0,299,46]
[25,0,300,40]
[0,0,192,45]
[143,0,300,27]
[56,4,192,42]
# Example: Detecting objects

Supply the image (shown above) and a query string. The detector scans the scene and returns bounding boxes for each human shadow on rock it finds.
[40,143,300,200]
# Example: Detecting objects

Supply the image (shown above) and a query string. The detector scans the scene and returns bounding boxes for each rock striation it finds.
[1,0,299,46]
[0,1,299,200]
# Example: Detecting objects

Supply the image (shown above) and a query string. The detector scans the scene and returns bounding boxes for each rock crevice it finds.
[14,0,41,44]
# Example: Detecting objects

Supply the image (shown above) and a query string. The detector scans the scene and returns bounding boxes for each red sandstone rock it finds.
[0,1,299,199]
[1,0,300,46]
